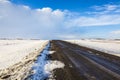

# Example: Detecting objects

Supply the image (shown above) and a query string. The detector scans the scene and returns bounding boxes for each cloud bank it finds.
[111,30,120,35]
[0,0,120,39]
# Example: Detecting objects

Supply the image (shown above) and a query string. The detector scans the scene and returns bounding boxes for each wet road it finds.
[53,40,120,80]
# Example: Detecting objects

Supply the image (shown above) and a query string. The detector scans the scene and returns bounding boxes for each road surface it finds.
[49,40,120,80]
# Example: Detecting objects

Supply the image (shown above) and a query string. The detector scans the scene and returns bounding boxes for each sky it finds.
[0,0,120,39]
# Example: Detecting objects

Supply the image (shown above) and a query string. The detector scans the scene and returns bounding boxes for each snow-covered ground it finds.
[27,43,65,80]
[0,40,48,69]
[65,39,120,57]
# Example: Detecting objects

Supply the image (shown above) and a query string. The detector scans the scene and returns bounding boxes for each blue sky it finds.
[0,0,120,39]
[10,0,120,10]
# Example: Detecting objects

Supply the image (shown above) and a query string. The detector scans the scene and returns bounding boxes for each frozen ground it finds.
[65,39,120,57]
[26,43,65,80]
[0,40,48,69]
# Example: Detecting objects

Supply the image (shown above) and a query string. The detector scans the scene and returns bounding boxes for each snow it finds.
[44,60,65,80]
[27,43,65,80]
[27,43,50,80]
[48,51,56,54]
[0,40,48,69]
[44,60,65,74]
[66,39,120,57]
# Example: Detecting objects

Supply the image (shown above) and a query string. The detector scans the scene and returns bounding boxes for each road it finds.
[50,40,120,80]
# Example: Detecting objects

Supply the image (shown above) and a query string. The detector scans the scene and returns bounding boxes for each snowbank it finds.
[0,40,48,69]
[66,40,120,57]
[26,43,64,80]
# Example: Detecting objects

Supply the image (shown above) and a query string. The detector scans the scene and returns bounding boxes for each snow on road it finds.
[26,43,65,80]
[66,39,120,57]
[0,40,48,69]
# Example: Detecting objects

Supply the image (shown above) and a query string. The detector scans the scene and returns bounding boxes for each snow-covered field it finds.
[0,40,48,69]
[66,39,120,57]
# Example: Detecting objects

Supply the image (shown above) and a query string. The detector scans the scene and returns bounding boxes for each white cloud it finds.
[90,4,120,15]
[66,4,120,27]
[0,0,7,1]
[0,1,66,39]
[92,4,119,11]
[65,15,120,27]
[58,34,81,39]
[106,5,118,11]
[111,30,120,35]
[0,0,10,4]
[0,1,120,39]
[22,5,30,10]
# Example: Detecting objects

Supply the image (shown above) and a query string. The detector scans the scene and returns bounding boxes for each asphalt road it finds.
[50,40,120,80]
